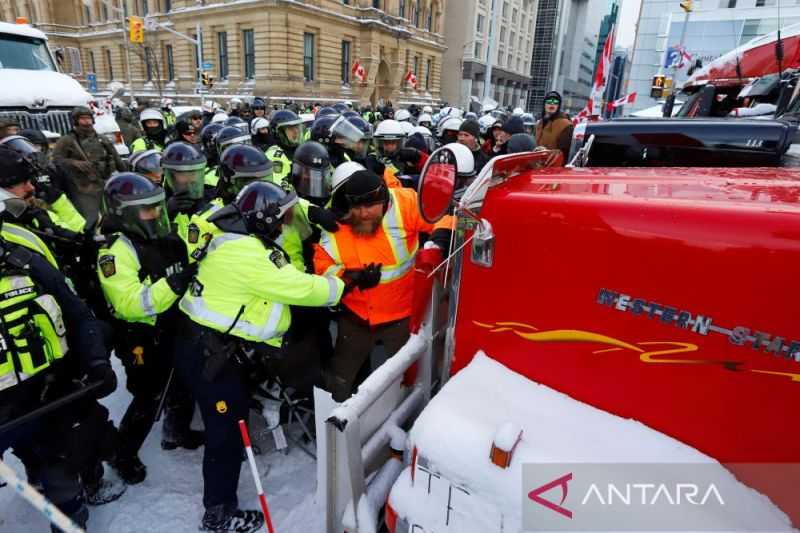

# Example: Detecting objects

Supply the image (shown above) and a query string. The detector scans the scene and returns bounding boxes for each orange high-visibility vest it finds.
[383,167,402,189]
[314,187,434,326]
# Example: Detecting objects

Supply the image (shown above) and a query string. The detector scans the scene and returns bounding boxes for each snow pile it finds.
[391,351,795,533]
[0,357,324,532]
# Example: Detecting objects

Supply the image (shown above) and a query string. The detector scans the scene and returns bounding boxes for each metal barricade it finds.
[315,281,444,533]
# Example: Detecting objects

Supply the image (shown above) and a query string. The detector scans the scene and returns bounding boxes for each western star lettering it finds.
[596,288,800,363]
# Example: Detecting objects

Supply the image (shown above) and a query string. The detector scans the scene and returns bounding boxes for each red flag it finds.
[610,92,637,108]
[405,70,418,90]
[351,60,366,83]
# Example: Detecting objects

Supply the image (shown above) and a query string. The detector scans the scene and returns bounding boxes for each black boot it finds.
[161,429,205,450]
[111,455,147,484]
[85,476,127,506]
[200,504,264,533]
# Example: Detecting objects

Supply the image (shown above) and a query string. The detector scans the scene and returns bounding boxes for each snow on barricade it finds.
[399,351,795,532]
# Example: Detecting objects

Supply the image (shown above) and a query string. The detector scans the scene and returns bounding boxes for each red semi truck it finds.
[316,150,800,533]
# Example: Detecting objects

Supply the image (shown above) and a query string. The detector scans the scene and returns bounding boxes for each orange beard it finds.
[351,216,382,236]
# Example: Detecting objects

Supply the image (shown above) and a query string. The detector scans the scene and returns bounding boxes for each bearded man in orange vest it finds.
[314,169,433,401]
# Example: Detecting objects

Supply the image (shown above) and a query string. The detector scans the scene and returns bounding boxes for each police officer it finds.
[161,142,208,244]
[186,145,276,258]
[0,148,117,530]
[250,118,272,153]
[2,134,87,234]
[129,149,163,185]
[200,123,225,190]
[265,109,305,190]
[175,181,345,532]
[52,106,125,224]
[249,97,268,130]
[131,108,168,153]
[97,173,201,485]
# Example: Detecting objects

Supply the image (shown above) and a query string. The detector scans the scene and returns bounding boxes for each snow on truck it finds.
[314,149,800,532]
[0,20,128,155]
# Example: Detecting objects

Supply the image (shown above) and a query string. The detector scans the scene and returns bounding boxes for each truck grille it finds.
[0,110,73,136]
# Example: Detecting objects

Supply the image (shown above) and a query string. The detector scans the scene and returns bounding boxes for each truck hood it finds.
[0,69,91,109]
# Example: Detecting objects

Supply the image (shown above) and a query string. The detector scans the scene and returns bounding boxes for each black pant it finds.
[326,311,410,402]
[173,319,249,510]
[115,328,194,460]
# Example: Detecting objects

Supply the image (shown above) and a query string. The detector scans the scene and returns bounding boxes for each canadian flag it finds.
[589,25,615,116]
[610,92,637,109]
[352,60,366,83]
[405,70,418,90]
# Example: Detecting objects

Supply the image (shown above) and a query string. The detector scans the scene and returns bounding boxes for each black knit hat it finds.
[343,169,387,207]
[502,116,525,135]
[458,120,481,140]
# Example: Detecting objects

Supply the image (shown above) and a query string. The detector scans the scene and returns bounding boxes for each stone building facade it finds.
[2,0,447,106]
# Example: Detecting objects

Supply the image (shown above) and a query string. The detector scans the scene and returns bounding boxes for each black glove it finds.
[88,363,117,399]
[345,262,382,293]
[166,262,198,295]
[34,174,63,204]
[307,205,339,232]
[397,147,421,164]
[166,191,197,219]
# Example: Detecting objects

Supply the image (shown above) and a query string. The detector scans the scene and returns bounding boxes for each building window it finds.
[500,27,506,43]
[342,0,350,4]
[373,0,381,8]
[165,0,172,11]
[84,5,92,24]
[414,0,421,26]
[398,0,405,17]
[413,55,419,79]
[101,2,109,20]
[141,0,148,16]
[511,31,516,51]
[755,0,775,5]
[89,50,96,74]
[166,44,174,80]
[474,41,482,58]
[425,58,431,90]
[217,31,228,79]
[426,6,433,30]
[192,33,199,80]
[502,0,508,18]
[304,32,315,81]
[476,14,484,33]
[341,40,351,84]
[106,49,114,79]
[243,29,255,79]
[512,8,517,22]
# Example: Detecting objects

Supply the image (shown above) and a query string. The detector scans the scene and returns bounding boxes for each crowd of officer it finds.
[0,95,548,532]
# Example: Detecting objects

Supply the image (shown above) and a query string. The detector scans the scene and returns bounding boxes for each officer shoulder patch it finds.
[99,255,116,278]
[269,249,288,269]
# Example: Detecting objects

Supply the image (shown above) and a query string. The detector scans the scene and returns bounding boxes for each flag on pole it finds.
[610,92,637,109]
[405,70,418,90]
[589,25,615,116]
[664,45,693,68]
[352,60,366,82]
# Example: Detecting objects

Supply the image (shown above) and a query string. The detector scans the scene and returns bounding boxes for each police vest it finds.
[265,146,292,192]
[131,137,164,153]
[1,223,58,269]
[180,233,343,347]
[0,270,68,392]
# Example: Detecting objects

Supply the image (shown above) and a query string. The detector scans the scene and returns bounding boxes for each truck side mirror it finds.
[417,146,457,223]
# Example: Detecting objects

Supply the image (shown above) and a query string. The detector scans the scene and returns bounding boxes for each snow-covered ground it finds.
[0,357,324,532]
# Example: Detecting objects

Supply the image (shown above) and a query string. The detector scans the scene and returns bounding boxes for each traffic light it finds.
[202,72,214,88]
[651,75,666,99]
[129,16,144,44]
[680,0,692,12]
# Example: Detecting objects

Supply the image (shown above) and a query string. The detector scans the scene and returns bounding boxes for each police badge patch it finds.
[269,249,288,268]
[99,255,116,278]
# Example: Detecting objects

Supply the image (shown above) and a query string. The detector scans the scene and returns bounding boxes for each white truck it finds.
[0,20,128,155]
